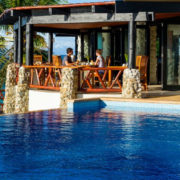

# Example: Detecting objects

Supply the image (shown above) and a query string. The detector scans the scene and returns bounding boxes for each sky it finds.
[68,0,113,3]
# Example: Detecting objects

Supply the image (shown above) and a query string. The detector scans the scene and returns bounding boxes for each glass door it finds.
[167,24,180,87]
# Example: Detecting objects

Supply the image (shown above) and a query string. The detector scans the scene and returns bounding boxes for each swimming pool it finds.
[0,106,180,179]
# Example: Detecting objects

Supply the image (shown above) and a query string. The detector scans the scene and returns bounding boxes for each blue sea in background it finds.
[0,108,180,179]
[61,55,66,60]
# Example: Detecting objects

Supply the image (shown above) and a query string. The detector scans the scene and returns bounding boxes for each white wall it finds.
[29,90,122,112]
[29,90,60,111]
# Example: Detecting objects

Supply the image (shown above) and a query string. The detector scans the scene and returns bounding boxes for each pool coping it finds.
[1,97,180,116]
[68,97,180,105]
[67,97,180,113]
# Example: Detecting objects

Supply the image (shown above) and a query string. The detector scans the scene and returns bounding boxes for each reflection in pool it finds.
[0,109,180,179]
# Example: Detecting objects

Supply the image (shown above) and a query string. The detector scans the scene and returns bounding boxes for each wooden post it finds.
[161,22,167,90]
[128,14,136,69]
[13,30,18,63]
[90,31,96,60]
[75,35,78,60]
[26,24,33,65]
[120,28,125,65]
[48,32,53,63]
[18,16,23,66]
[110,30,114,65]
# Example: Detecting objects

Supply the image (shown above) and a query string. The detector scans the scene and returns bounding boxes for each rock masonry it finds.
[60,68,78,108]
[3,64,30,114]
[122,68,142,98]
[3,63,18,114]
[15,67,30,113]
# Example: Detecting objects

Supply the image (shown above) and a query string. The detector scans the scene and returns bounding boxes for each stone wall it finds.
[122,68,141,98]
[3,64,30,114]
[3,63,17,114]
[60,68,78,108]
[150,26,157,84]
[15,67,30,113]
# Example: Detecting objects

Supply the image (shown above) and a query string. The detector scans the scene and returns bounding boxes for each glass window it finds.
[167,25,180,85]
[97,32,111,60]
[97,32,103,50]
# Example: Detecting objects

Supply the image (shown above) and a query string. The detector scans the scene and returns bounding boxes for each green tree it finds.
[0,0,68,13]
[0,0,68,89]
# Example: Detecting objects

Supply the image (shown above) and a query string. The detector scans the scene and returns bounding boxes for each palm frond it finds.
[34,34,48,49]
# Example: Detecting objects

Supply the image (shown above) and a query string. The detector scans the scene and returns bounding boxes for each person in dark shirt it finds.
[62,48,76,66]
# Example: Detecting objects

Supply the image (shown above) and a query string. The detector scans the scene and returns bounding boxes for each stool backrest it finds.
[53,55,62,66]
[33,55,43,65]
[106,56,111,67]
[140,56,148,76]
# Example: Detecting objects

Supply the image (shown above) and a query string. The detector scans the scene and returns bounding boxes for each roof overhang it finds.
[122,0,180,1]
[1,1,180,26]
[0,1,115,25]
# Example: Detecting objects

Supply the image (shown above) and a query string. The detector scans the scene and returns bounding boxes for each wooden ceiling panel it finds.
[155,13,180,20]
[34,22,128,30]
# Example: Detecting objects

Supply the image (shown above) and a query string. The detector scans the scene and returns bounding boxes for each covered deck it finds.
[1,0,180,93]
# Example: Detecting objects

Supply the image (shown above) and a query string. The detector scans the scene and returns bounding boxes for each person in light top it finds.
[95,49,105,74]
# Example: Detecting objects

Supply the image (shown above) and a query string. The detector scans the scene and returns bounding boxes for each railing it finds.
[78,66,127,92]
[0,89,5,111]
[24,65,64,90]
[24,65,127,92]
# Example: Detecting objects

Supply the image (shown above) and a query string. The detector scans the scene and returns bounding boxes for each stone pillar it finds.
[150,26,157,84]
[3,63,17,114]
[102,27,111,59]
[122,68,141,98]
[60,68,78,108]
[15,67,30,113]
[84,34,89,60]
[136,28,146,55]
[77,35,82,61]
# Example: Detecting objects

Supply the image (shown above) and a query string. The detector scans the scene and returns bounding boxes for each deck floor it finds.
[101,95,180,105]
[148,95,180,102]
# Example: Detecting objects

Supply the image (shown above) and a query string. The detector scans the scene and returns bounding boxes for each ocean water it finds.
[0,108,180,179]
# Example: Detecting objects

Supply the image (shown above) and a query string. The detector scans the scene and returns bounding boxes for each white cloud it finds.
[53,37,75,55]
[34,33,75,55]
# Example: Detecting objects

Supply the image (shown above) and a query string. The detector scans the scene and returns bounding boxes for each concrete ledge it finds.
[68,98,100,112]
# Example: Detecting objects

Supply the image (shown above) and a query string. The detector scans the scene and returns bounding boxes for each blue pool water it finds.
[0,108,180,179]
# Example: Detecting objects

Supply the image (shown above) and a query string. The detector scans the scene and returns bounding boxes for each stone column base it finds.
[15,67,30,113]
[3,63,17,114]
[122,68,142,98]
[60,68,78,108]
